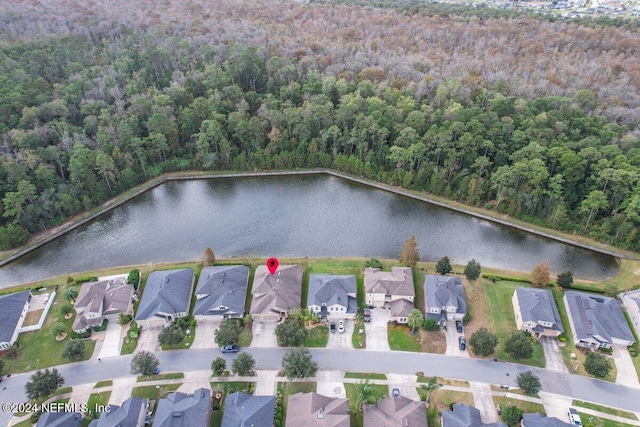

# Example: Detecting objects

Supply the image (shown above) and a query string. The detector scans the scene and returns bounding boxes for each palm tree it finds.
[50,322,67,338]
[419,376,442,403]
[355,379,376,411]
[63,287,78,302]
[407,309,425,334]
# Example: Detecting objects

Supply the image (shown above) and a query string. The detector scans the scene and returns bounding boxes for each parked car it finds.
[458,336,466,350]
[330,322,336,333]
[338,320,345,333]
[364,309,371,322]
[221,344,240,353]
[568,409,582,426]
[455,320,463,333]
[153,367,160,375]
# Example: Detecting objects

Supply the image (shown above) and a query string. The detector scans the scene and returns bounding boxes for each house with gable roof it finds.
[89,397,147,427]
[221,391,275,427]
[512,287,563,338]
[307,274,357,320]
[364,267,415,323]
[441,403,508,427]
[250,265,302,321]
[36,411,83,427]
[135,269,195,328]
[424,275,467,325]
[153,388,211,427]
[0,290,31,350]
[363,396,427,427]
[193,265,249,320]
[522,413,572,427]
[72,277,133,333]
[286,392,350,427]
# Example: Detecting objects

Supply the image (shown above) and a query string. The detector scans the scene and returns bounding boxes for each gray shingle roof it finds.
[250,265,302,315]
[73,278,133,331]
[390,298,414,318]
[565,290,635,345]
[363,396,427,427]
[135,269,194,321]
[308,275,357,314]
[364,267,415,297]
[0,290,31,344]
[36,412,83,427]
[285,392,350,427]
[221,392,275,427]
[522,413,572,427]
[515,287,563,332]
[442,404,508,427]
[89,397,146,427]
[194,266,249,317]
[424,275,467,314]
[154,388,211,427]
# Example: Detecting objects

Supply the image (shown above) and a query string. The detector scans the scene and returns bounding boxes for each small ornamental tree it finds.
[364,258,383,269]
[531,261,550,288]
[423,317,439,331]
[59,304,74,316]
[469,327,499,357]
[516,371,541,395]
[436,256,452,275]
[127,269,140,289]
[158,324,185,347]
[25,368,65,400]
[232,352,256,376]
[130,351,160,376]
[211,357,227,376]
[464,259,482,281]
[501,406,523,427]
[504,331,533,360]
[556,271,573,289]
[584,352,612,378]
[281,348,318,380]
[275,318,307,347]
[399,235,420,267]
[62,340,85,362]
[203,246,216,266]
[215,319,243,346]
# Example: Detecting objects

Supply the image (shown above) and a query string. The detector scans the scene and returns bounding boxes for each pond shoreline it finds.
[0,169,634,271]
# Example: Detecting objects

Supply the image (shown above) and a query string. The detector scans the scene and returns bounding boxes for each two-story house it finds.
[307,275,357,321]
[424,275,467,325]
[512,287,563,338]
[250,265,302,321]
[72,278,134,333]
[364,267,415,324]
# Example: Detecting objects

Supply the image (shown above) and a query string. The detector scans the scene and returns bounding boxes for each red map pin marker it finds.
[266,258,279,275]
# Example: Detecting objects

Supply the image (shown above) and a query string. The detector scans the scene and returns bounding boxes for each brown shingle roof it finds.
[285,393,350,427]
[250,265,302,315]
[364,267,415,297]
[364,396,427,427]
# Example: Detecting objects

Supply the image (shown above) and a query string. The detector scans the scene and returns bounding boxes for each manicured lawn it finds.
[278,381,317,426]
[344,372,387,380]
[239,326,253,347]
[53,386,73,396]
[413,267,426,312]
[387,324,422,352]
[304,325,329,347]
[572,400,638,420]
[426,389,474,427]
[306,258,367,275]
[94,380,113,388]
[210,382,255,427]
[578,412,638,427]
[120,322,139,355]
[159,323,195,351]
[137,372,184,382]
[483,281,545,367]
[352,321,366,349]
[131,383,181,400]
[86,391,111,415]
[493,396,545,416]
[345,382,389,427]
[552,289,617,382]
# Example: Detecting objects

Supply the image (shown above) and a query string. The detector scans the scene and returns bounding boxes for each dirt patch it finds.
[22,309,44,326]
[460,277,489,340]
[634,268,640,276]
[420,329,446,354]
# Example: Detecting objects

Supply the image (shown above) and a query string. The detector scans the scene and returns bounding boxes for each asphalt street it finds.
[2,348,639,425]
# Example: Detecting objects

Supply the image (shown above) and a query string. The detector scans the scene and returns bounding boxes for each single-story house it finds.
[522,413,572,427]
[135,269,195,328]
[250,265,302,321]
[620,290,640,340]
[286,392,350,427]
[307,275,357,320]
[564,290,635,349]
[221,391,275,427]
[424,275,467,325]
[364,267,415,309]
[193,265,249,320]
[153,388,211,427]
[72,278,134,333]
[36,412,83,427]
[512,287,563,338]
[364,396,427,427]
[441,403,508,427]
[89,397,147,427]
[0,290,31,350]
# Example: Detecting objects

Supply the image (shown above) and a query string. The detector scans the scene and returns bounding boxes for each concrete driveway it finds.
[317,371,346,398]
[327,319,354,349]
[135,325,162,353]
[108,377,138,405]
[97,320,123,359]
[470,381,498,422]
[539,392,574,421]
[192,319,221,349]
[542,336,568,373]
[387,374,420,401]
[612,344,640,388]
[366,307,391,351]
[251,320,278,348]
[445,320,469,357]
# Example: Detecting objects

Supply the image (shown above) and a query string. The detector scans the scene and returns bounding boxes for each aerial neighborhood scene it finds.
[0,0,640,426]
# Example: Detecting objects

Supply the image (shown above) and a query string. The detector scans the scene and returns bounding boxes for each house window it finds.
[429,308,439,314]
[540,321,552,327]
[447,307,456,313]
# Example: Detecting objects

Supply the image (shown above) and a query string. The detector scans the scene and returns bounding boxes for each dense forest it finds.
[0,0,639,252]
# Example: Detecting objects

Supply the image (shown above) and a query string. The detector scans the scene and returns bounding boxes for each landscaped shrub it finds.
[74,276,98,284]
[482,274,532,284]
[558,333,567,342]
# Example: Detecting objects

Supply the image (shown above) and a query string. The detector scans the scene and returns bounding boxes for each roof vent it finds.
[318,409,324,419]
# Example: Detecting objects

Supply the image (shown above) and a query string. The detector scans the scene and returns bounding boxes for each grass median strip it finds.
[94,380,113,388]
[577,412,638,427]
[136,372,184,382]
[344,372,387,380]
[131,383,181,400]
[572,400,638,420]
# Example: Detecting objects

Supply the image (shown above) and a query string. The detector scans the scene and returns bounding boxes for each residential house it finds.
[193,265,249,320]
[0,290,31,350]
[620,290,640,339]
[72,278,134,333]
[364,267,415,323]
[250,265,302,321]
[221,391,275,427]
[135,269,195,328]
[89,397,147,427]
[286,392,350,427]
[564,291,635,349]
[307,275,357,320]
[522,413,572,427]
[424,275,467,325]
[441,403,508,427]
[363,396,427,427]
[512,287,563,338]
[36,412,82,427]
[154,388,211,427]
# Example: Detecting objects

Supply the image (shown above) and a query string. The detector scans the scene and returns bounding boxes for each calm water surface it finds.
[0,175,618,287]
